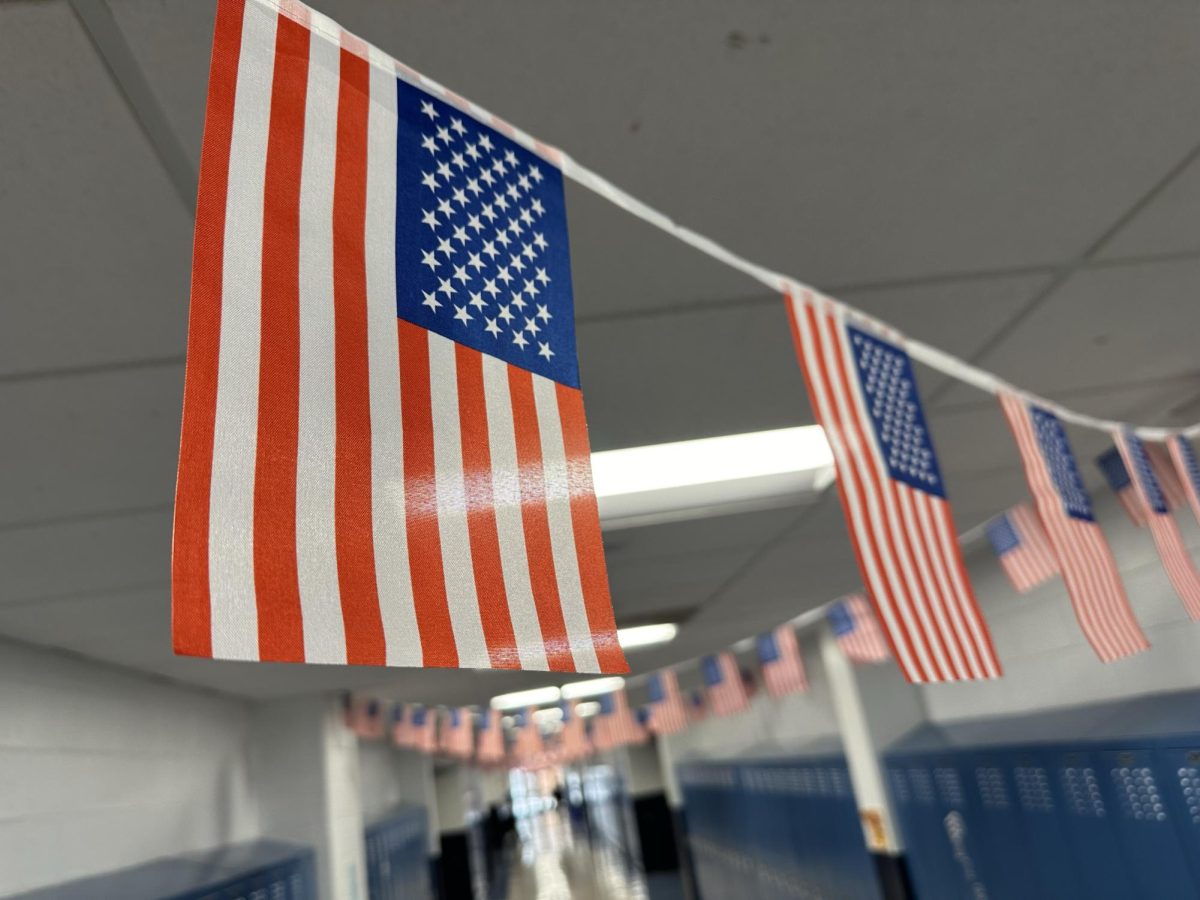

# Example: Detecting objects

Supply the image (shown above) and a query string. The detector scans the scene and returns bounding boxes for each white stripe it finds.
[532,374,600,673]
[293,24,345,663]
[364,46,422,667]
[791,294,921,681]
[480,354,549,670]
[427,332,491,667]
[208,3,277,660]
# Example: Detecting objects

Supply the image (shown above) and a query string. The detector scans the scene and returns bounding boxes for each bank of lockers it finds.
[364,805,433,900]
[8,839,316,900]
[885,689,1200,900]
[679,753,882,900]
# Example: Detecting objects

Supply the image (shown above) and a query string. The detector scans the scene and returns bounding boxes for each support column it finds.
[250,696,368,900]
[819,620,922,900]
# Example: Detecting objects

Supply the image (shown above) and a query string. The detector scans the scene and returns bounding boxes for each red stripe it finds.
[397,320,458,667]
[173,0,245,658]
[251,15,308,663]
[508,368,574,671]
[454,345,520,669]
[785,296,924,681]
[332,49,386,665]
[555,383,627,673]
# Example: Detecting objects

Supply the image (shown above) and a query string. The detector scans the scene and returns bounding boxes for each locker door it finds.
[966,754,1042,900]
[904,759,974,899]
[1098,747,1194,899]
[1046,749,1137,900]
[930,760,992,900]
[1009,753,1083,900]
[1157,746,1200,894]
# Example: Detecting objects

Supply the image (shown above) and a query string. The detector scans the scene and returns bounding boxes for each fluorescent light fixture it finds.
[616,623,678,650]
[574,701,601,718]
[560,676,626,700]
[490,686,561,711]
[592,426,834,529]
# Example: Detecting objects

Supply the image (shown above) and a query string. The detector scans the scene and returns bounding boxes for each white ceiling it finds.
[2,0,1199,705]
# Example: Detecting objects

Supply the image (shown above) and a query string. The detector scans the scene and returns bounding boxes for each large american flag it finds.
[173,0,625,675]
[827,594,891,664]
[645,670,688,735]
[475,708,505,765]
[1168,435,1200,526]
[998,394,1148,661]
[701,652,750,716]
[985,504,1059,593]
[756,626,809,698]
[1114,431,1200,620]
[786,290,1000,683]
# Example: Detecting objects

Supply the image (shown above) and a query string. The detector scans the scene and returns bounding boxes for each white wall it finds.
[0,638,259,896]
[921,494,1200,722]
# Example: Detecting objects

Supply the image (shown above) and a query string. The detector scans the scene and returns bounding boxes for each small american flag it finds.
[475,708,505,765]
[390,703,410,747]
[173,0,625,675]
[985,504,1059,593]
[409,705,437,753]
[786,291,999,683]
[558,701,591,762]
[828,595,891,664]
[594,690,644,750]
[645,670,688,735]
[702,652,750,716]
[756,626,808,698]
[512,708,545,767]
[1115,432,1200,620]
[1168,435,1200,527]
[438,707,474,758]
[1096,448,1148,526]
[347,696,384,739]
[999,394,1148,661]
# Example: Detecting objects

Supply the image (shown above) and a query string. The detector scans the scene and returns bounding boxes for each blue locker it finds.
[1097,747,1195,900]
[1158,746,1200,893]
[1008,750,1083,900]
[964,751,1042,900]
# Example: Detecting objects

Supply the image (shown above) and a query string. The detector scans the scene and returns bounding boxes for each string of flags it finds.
[173,0,1200,698]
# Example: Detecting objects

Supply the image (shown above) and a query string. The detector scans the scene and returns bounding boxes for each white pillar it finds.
[251,696,368,900]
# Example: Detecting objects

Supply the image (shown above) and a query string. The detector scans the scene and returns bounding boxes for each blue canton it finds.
[985,514,1020,556]
[701,656,723,687]
[647,674,665,704]
[846,325,946,498]
[1123,433,1167,515]
[395,81,579,387]
[756,632,781,665]
[1096,447,1132,491]
[411,706,427,727]
[827,602,855,637]
[1029,406,1094,522]
[1177,437,1200,498]
[598,694,615,716]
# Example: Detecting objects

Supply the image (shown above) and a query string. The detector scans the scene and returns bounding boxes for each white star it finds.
[481,241,499,260]
[537,341,554,361]
[421,172,439,192]
[451,152,467,171]
[484,317,501,337]
[450,117,467,136]
[437,161,453,180]
[510,291,527,310]
[466,178,483,197]
[535,267,550,285]
[531,198,545,216]
[495,230,512,248]
[492,158,508,177]
[479,134,494,152]
[467,253,484,271]
[518,174,531,191]
[494,194,510,212]
[465,143,481,161]
[504,149,518,166]
[497,304,514,323]
[421,209,439,230]
[524,316,541,336]
[420,100,438,120]
[510,254,526,274]
[519,208,534,227]
[523,279,538,297]
[507,217,523,236]
[512,330,528,349]
[468,292,487,309]
[422,291,441,312]
[483,279,500,298]
[452,225,469,245]
[529,165,543,183]
[521,242,536,260]
[453,265,470,285]
[437,277,455,297]
[452,187,468,207]
[436,237,454,257]
[506,183,521,201]
[467,215,484,234]
[533,232,548,250]
[453,305,472,325]
[480,169,496,188]
[421,250,440,270]
[480,203,497,223]
[496,266,512,284]
[535,304,551,322]
[436,125,452,145]
[437,198,454,217]
[421,134,439,154]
